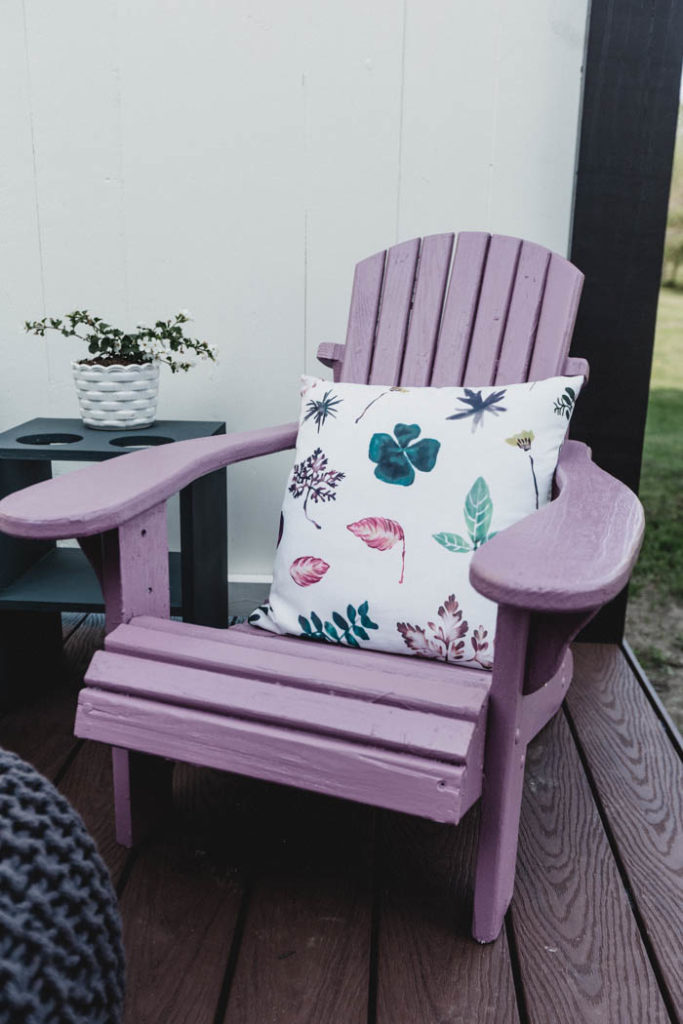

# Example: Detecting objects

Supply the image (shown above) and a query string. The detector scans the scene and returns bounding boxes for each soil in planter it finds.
[76,356,155,367]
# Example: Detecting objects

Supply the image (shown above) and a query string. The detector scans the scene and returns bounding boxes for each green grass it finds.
[650,288,683,389]
[631,387,683,600]
[629,287,683,603]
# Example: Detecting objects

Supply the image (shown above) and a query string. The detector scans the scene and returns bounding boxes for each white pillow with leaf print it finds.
[250,374,582,671]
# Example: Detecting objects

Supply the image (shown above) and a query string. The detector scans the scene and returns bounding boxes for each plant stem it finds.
[303,489,322,529]
[355,390,389,424]
[528,454,539,509]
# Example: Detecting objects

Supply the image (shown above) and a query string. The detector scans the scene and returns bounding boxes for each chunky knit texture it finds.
[0,749,125,1024]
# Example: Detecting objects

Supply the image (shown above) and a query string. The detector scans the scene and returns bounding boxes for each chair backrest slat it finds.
[334,231,584,389]
[369,238,421,385]
[461,235,522,386]
[494,241,551,384]
[430,232,490,386]
[340,250,386,383]
[527,254,584,379]
[399,233,454,386]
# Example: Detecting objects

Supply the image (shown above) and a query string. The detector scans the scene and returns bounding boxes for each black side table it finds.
[0,417,227,703]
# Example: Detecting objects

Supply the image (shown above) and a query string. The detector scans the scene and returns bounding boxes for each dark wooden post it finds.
[569,0,683,641]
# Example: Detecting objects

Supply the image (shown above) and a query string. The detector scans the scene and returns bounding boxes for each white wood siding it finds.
[0,0,589,575]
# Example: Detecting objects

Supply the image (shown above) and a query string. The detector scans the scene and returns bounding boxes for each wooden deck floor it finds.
[1,615,681,1024]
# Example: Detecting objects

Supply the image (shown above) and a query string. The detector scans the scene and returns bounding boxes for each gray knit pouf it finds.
[0,749,125,1024]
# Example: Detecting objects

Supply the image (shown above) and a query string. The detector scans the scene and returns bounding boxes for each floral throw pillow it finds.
[249,375,582,671]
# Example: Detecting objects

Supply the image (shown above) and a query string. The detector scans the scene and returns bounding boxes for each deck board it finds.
[375,807,521,1023]
[1,617,680,1024]
[221,788,373,1024]
[566,643,683,1019]
[513,711,670,1023]
[118,765,246,1024]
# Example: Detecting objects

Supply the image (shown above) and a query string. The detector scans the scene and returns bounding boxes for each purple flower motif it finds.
[289,447,345,529]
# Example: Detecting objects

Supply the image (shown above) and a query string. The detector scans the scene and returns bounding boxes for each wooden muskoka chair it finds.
[0,232,644,942]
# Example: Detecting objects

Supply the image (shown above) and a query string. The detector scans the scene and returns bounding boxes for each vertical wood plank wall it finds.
[0,0,588,575]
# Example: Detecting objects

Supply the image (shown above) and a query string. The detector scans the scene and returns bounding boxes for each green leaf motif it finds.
[432,532,472,553]
[464,477,493,548]
[433,477,497,555]
[369,423,440,487]
[297,602,379,647]
[553,386,577,420]
[393,423,421,446]
[311,612,323,633]
[405,438,440,472]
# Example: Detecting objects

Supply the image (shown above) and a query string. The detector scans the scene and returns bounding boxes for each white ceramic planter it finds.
[72,361,160,430]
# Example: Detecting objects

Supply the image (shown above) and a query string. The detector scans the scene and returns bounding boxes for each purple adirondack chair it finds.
[0,232,644,942]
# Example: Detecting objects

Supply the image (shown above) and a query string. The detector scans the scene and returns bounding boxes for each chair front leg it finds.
[472,605,529,943]
[79,502,173,845]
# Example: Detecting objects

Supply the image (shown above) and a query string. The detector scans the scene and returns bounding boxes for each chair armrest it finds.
[316,342,345,369]
[0,422,298,541]
[469,441,645,613]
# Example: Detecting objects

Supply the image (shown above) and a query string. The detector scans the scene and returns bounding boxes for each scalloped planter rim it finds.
[72,360,160,430]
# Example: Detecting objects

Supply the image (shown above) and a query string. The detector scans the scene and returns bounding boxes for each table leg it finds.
[0,460,65,707]
[179,467,228,627]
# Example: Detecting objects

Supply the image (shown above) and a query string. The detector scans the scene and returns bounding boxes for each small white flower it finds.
[178,309,193,321]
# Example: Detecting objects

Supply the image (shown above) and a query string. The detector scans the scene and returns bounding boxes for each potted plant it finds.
[24,310,217,429]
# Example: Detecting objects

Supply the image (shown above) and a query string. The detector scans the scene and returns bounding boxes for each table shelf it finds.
[0,548,183,614]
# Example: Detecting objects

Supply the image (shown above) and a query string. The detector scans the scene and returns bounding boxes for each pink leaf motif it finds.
[396,594,492,670]
[289,556,330,587]
[346,517,406,583]
[396,623,442,659]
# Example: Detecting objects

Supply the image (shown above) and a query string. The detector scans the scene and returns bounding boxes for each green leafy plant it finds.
[369,423,440,486]
[298,601,379,648]
[24,309,217,373]
[433,477,497,553]
[553,386,576,419]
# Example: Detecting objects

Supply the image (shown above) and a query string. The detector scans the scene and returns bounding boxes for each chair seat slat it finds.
[85,649,481,762]
[76,689,472,823]
[109,622,489,720]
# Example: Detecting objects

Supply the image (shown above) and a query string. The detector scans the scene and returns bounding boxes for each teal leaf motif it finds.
[553,386,577,420]
[432,532,472,554]
[464,477,493,548]
[297,602,379,647]
[248,602,272,624]
[405,438,440,472]
[332,611,348,630]
[433,477,496,555]
[393,423,421,446]
[369,423,440,486]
